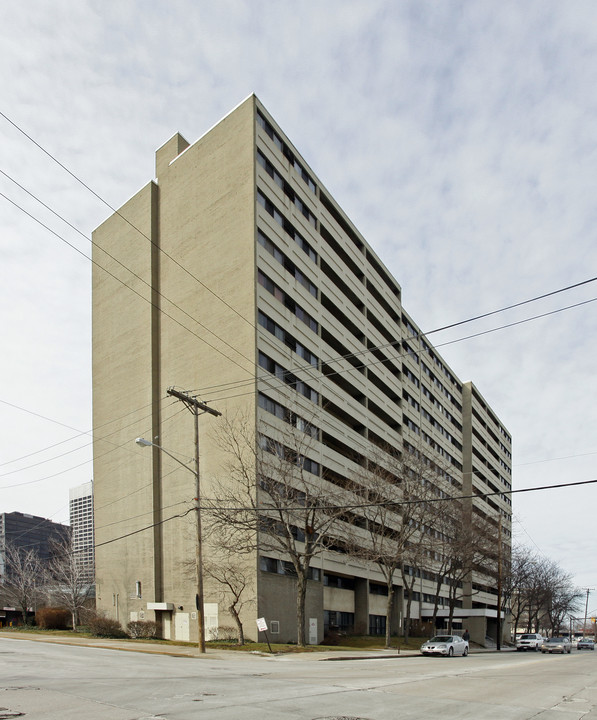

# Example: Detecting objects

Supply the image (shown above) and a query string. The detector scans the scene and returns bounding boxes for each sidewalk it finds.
[0,630,422,661]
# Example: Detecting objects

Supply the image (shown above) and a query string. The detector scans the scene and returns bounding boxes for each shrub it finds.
[322,631,341,646]
[213,625,237,642]
[86,612,126,638]
[127,620,158,639]
[36,607,70,630]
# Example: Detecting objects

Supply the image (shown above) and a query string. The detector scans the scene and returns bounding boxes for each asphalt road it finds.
[1,637,596,719]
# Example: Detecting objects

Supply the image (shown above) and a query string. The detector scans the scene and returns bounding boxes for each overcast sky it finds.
[1,1,596,611]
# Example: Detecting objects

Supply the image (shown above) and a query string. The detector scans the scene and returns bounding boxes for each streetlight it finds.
[135,437,194,468]
[135,435,207,651]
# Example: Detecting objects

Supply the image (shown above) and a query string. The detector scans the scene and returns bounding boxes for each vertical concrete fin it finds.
[155,133,190,179]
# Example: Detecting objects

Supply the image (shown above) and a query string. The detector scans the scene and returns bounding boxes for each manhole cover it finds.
[0,689,31,693]
[313,717,371,720]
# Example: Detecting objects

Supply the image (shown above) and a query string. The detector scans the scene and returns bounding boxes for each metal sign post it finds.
[256,617,273,653]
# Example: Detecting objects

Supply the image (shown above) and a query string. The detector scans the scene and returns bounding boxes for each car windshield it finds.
[430,636,452,643]
[520,635,536,639]
[547,638,564,642]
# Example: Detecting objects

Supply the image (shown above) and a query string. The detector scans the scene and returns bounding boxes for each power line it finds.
[3,159,597,417]
[0,169,257,375]
[514,450,597,467]
[90,476,597,549]
[0,190,257,380]
[0,398,90,436]
[4,115,597,544]
[179,286,597,400]
[0,110,255,330]
[94,508,194,549]
[3,114,597,402]
[189,293,597,406]
[0,398,186,490]
[0,395,162,469]
[0,441,92,478]
[3,263,593,495]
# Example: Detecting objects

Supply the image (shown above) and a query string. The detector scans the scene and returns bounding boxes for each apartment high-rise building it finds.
[92,95,512,645]
[69,481,95,584]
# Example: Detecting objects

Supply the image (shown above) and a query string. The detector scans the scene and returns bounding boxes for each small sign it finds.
[256,617,268,632]
[309,617,318,645]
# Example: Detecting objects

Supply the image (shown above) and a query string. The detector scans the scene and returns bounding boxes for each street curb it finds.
[0,632,510,661]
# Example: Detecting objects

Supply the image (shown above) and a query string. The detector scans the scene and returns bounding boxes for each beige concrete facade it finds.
[92,95,512,645]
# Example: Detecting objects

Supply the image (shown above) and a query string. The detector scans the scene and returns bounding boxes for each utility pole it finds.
[582,588,594,638]
[496,514,502,651]
[167,387,221,653]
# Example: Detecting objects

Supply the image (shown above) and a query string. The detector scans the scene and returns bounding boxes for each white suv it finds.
[516,633,543,651]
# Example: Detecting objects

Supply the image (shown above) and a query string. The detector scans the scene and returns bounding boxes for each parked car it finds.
[541,637,572,654]
[576,638,595,651]
[421,635,469,657]
[516,633,543,651]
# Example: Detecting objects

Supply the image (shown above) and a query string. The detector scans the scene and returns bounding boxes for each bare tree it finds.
[509,548,582,636]
[544,570,583,634]
[507,546,539,634]
[401,531,433,641]
[201,503,255,646]
[206,411,350,647]
[203,555,254,645]
[44,536,94,629]
[428,500,498,633]
[1,542,45,624]
[348,446,443,646]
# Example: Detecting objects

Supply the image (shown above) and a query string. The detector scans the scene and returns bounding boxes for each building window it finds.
[259,556,279,574]
[257,191,317,262]
[257,112,317,194]
[324,610,354,633]
[258,393,319,438]
[258,230,318,297]
[259,435,320,477]
[257,270,318,333]
[259,556,320,581]
[369,615,386,636]
[323,574,355,590]
[369,583,388,596]
[257,150,317,227]
[258,352,319,404]
[258,311,319,367]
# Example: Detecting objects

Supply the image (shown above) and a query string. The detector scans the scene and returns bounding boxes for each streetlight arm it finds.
[135,437,195,476]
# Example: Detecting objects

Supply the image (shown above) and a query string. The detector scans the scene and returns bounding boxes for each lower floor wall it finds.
[95,563,508,646]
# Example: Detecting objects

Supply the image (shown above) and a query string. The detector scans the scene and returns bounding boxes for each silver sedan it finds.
[541,637,572,654]
[421,634,469,657]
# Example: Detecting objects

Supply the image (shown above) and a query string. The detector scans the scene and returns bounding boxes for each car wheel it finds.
[567,648,571,654]
[448,647,454,657]
[463,647,468,657]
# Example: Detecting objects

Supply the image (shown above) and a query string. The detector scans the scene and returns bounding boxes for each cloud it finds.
[1,1,596,591]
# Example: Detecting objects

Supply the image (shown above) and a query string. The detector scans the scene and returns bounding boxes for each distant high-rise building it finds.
[69,481,95,583]
[0,511,70,577]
